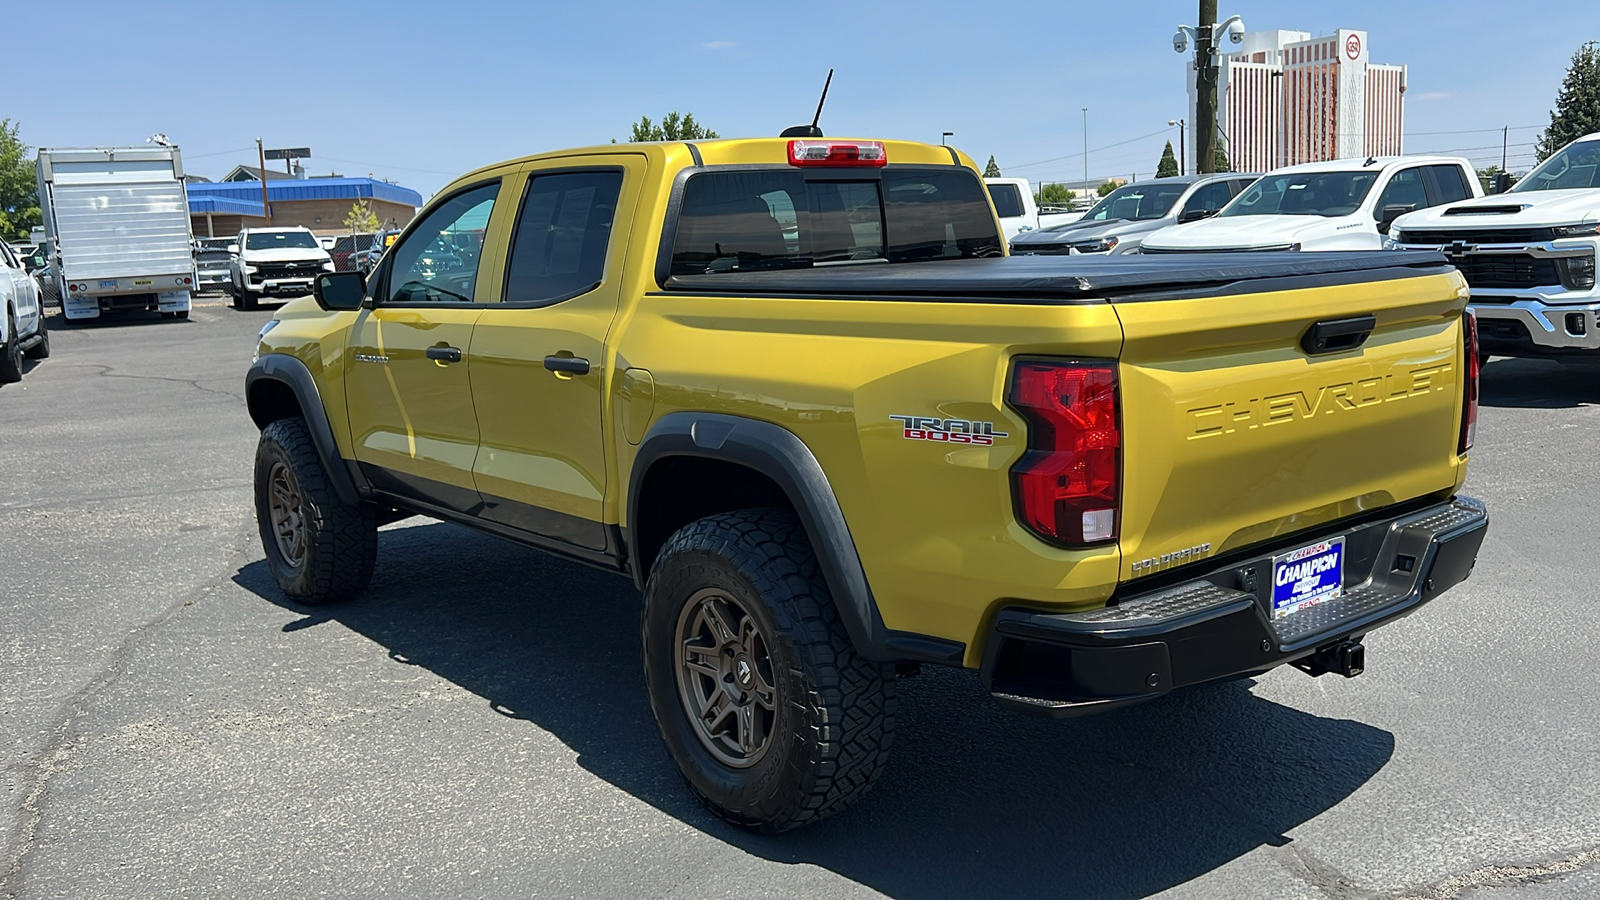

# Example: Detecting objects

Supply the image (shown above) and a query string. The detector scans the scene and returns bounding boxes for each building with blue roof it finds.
[187,173,424,238]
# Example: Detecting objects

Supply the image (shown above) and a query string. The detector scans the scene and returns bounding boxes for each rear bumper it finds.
[980,496,1488,717]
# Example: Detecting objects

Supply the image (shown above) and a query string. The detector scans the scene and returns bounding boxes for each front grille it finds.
[254,261,322,279]
[1449,253,1559,288]
[1403,228,1555,245]
[1010,244,1073,256]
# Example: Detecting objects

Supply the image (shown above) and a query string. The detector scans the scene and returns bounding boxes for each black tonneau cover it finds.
[662,251,1453,301]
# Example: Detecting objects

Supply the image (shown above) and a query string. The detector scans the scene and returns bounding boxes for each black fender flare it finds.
[245,353,366,507]
[628,412,965,666]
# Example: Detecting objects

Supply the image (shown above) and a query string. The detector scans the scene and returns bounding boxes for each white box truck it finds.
[36,146,195,323]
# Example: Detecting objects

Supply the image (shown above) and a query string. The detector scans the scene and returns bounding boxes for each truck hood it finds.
[1394,189,1600,230]
[1142,215,1375,251]
[1011,217,1169,246]
[242,248,333,264]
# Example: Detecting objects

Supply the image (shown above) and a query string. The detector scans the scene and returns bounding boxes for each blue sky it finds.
[16,0,1597,198]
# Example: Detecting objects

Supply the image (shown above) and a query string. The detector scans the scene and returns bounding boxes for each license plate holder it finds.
[1271,537,1344,619]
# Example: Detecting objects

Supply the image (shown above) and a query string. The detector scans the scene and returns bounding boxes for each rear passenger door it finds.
[468,155,646,550]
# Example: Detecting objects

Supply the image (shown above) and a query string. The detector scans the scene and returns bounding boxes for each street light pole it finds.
[1169,119,1187,175]
[1082,108,1089,195]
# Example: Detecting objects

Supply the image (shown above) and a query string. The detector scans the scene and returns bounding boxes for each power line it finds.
[1006,127,1177,172]
[313,155,462,176]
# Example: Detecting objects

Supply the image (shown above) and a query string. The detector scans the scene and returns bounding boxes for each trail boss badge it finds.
[890,416,1009,446]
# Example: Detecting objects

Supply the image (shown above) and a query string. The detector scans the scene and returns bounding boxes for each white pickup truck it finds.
[1,241,48,384]
[1391,133,1600,363]
[1142,156,1481,253]
[229,227,336,311]
[984,177,1085,243]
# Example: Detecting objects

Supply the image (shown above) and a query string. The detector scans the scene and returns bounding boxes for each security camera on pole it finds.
[1173,3,1244,174]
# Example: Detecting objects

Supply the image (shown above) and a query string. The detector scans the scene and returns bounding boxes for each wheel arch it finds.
[627,412,965,666]
[245,353,365,506]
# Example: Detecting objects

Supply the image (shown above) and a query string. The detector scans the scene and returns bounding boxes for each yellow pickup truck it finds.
[246,136,1488,831]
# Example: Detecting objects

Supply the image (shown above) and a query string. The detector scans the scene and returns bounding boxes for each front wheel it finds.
[253,417,377,604]
[643,508,897,832]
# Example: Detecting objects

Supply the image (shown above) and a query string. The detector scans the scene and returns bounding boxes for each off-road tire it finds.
[241,288,260,311]
[22,312,48,359]
[1,309,22,384]
[254,417,377,604]
[643,508,896,832]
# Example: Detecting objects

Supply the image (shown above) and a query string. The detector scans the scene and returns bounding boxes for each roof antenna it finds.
[1364,156,1378,166]
[781,69,833,138]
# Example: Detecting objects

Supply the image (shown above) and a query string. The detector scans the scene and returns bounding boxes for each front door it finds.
[345,180,505,512]
[469,156,644,550]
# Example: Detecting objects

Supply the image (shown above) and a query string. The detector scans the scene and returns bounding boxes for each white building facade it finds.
[1186,29,1406,173]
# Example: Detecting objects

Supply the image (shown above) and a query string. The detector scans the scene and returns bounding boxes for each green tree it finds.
[1213,147,1231,173]
[983,155,1002,178]
[0,119,41,243]
[623,111,720,143]
[344,198,380,233]
[1537,41,1600,161]
[1034,182,1075,205]
[1097,180,1120,197]
[1156,141,1180,178]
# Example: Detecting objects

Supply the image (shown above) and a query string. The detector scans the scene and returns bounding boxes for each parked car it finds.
[1142,156,1481,253]
[229,227,335,310]
[247,135,1487,832]
[193,238,235,292]
[352,229,399,274]
[329,232,376,272]
[1,240,49,384]
[984,177,1085,242]
[1390,132,1600,363]
[1010,173,1258,255]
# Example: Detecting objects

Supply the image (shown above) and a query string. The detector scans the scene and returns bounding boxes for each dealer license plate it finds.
[1271,537,1344,619]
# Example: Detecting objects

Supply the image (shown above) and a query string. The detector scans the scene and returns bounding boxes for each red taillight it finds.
[1008,360,1121,547]
[1460,309,1479,453]
[787,139,888,168]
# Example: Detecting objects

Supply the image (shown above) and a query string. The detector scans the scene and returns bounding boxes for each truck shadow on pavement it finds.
[235,521,1394,900]
[1480,356,1600,409]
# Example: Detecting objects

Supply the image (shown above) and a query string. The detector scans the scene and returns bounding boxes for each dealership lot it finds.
[1,300,1598,899]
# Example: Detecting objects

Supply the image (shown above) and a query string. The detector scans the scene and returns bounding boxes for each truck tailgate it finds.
[1113,268,1470,582]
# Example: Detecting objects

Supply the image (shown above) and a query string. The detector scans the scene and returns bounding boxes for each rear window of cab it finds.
[669,167,1003,276]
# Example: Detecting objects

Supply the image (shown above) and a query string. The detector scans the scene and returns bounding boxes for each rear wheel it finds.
[253,417,377,604]
[1,309,22,383]
[642,508,896,832]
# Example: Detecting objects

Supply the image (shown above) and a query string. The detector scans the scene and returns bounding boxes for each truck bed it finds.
[662,251,1453,300]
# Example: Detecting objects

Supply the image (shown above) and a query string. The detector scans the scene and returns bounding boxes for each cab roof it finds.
[1261,155,1471,176]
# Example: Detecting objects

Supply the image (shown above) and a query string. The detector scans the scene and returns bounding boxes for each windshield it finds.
[1221,170,1378,217]
[1074,182,1189,223]
[245,231,321,251]
[1512,139,1600,192]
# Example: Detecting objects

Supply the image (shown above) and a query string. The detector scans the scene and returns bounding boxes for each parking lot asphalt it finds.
[2,296,1598,900]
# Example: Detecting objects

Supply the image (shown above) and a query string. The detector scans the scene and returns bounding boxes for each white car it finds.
[1391,132,1600,362]
[1141,155,1481,253]
[229,227,336,311]
[1,241,48,385]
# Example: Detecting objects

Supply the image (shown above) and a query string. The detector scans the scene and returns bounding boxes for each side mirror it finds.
[1377,203,1415,234]
[314,272,366,311]
[1492,173,1514,194]
[226,243,240,254]
[1178,207,1215,223]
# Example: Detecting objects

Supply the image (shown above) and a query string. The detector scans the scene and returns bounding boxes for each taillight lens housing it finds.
[1460,309,1479,454]
[1008,360,1121,547]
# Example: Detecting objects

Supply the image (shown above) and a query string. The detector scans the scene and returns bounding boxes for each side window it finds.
[1229,178,1257,197]
[1426,165,1472,204]
[0,243,15,269]
[1374,168,1427,218]
[503,171,624,306]
[1182,181,1234,215]
[988,183,1025,218]
[386,182,499,304]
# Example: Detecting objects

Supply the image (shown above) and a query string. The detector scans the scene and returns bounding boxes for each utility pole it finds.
[1195,0,1219,174]
[256,137,271,225]
[1502,126,1508,173]
[1082,108,1089,194]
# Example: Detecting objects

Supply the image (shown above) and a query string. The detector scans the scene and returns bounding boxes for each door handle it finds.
[544,355,591,375]
[426,345,463,363]
[1301,315,1377,356]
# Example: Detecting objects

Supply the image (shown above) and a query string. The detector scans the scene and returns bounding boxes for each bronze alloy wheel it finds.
[675,587,778,768]
[266,461,308,571]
